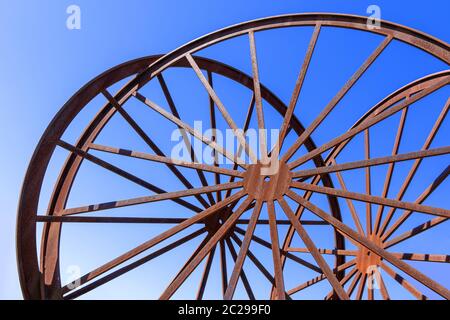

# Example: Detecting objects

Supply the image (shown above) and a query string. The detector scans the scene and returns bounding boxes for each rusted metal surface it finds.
[17,13,449,300]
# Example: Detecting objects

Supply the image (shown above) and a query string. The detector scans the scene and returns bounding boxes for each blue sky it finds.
[0,1,449,299]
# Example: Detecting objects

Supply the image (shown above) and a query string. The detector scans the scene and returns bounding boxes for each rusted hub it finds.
[356,234,383,273]
[205,206,232,233]
[243,160,292,201]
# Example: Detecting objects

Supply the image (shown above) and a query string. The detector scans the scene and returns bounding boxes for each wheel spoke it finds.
[89,143,243,177]
[278,198,349,299]
[282,35,392,162]
[324,267,358,300]
[382,166,449,241]
[364,129,372,235]
[230,233,289,299]
[393,253,450,263]
[186,54,258,164]
[159,196,253,299]
[355,273,367,300]
[292,146,450,178]
[224,238,256,300]
[384,216,447,249]
[62,227,206,298]
[249,31,268,162]
[62,181,243,216]
[378,272,391,300]
[287,259,356,296]
[267,201,286,299]
[332,163,365,235]
[157,74,216,206]
[208,71,222,203]
[277,23,321,150]
[346,271,362,298]
[166,234,213,297]
[224,95,256,199]
[380,262,428,300]
[224,200,263,299]
[58,139,203,213]
[62,191,246,293]
[286,189,450,299]
[373,107,409,234]
[133,91,246,168]
[377,98,450,236]
[367,268,374,300]
[287,248,357,256]
[219,239,228,297]
[102,89,211,209]
[290,181,450,218]
[234,226,322,273]
[196,244,216,300]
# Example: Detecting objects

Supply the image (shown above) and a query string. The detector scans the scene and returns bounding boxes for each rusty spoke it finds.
[277,23,321,150]
[89,143,243,177]
[355,273,367,300]
[196,245,216,300]
[373,107,409,234]
[346,271,362,298]
[288,77,449,169]
[133,91,246,168]
[293,146,450,178]
[219,239,228,297]
[102,89,211,209]
[382,166,449,241]
[324,267,358,300]
[332,163,365,235]
[267,201,286,299]
[364,129,372,235]
[225,95,256,199]
[384,216,447,249]
[286,189,450,299]
[283,36,392,162]
[377,98,450,236]
[287,259,356,296]
[230,233,290,299]
[63,227,206,299]
[186,54,257,163]
[61,181,243,216]
[224,200,263,299]
[207,71,222,203]
[381,262,428,300]
[62,191,246,294]
[290,181,450,218]
[224,238,256,300]
[249,31,268,162]
[166,233,214,296]
[157,73,216,206]
[287,248,357,256]
[378,272,391,300]
[159,196,253,299]
[279,198,349,299]
[234,226,322,273]
[58,139,203,213]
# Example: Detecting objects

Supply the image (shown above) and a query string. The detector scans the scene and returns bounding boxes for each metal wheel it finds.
[17,13,449,300]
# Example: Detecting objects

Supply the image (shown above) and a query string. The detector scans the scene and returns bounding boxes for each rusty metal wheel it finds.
[17,13,449,300]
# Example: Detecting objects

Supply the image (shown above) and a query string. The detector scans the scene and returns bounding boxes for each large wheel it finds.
[17,13,449,300]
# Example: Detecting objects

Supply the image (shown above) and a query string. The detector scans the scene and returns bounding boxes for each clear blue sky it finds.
[0,0,448,299]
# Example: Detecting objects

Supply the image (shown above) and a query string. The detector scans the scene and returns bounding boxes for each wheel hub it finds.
[242,160,292,201]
